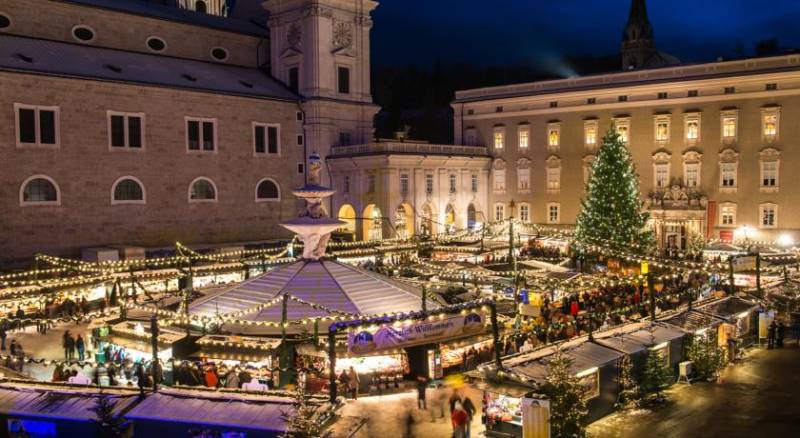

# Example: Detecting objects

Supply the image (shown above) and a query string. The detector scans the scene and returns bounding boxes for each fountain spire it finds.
[281,153,346,260]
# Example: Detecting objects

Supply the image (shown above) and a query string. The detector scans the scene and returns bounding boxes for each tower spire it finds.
[621,0,655,70]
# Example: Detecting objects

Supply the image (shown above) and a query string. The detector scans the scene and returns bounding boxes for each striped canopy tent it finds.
[190,259,440,335]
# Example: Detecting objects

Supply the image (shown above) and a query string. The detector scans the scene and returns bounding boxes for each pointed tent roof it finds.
[190,259,440,334]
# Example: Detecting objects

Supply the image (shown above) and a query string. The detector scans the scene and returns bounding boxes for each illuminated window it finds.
[493,127,505,150]
[654,116,670,143]
[761,161,777,187]
[762,108,780,141]
[614,118,630,144]
[425,174,434,195]
[518,168,530,191]
[518,125,530,150]
[547,203,560,224]
[760,203,777,228]
[547,123,560,151]
[546,167,560,192]
[494,169,506,193]
[400,173,409,194]
[684,113,700,143]
[519,203,530,222]
[584,120,598,148]
[722,116,736,140]
[720,203,736,227]
[449,174,457,193]
[721,162,737,188]
[684,162,700,187]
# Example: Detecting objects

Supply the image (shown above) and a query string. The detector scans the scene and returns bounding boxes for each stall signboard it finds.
[348,311,487,354]
[521,398,550,438]
[759,310,775,339]
[733,256,756,272]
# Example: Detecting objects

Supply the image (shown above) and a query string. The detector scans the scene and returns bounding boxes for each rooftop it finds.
[0,35,298,101]
[327,142,490,159]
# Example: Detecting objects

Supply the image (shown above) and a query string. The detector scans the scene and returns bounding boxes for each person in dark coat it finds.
[462,396,477,438]
[76,335,85,361]
[15,307,24,332]
[416,375,428,409]
[767,321,777,349]
[0,324,6,350]
[9,339,16,356]
[777,321,785,348]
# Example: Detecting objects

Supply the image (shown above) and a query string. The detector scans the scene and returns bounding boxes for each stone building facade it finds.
[0,0,378,262]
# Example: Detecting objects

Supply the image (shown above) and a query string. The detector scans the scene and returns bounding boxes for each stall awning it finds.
[593,322,685,355]
[0,384,138,421]
[500,337,623,384]
[695,297,760,321]
[124,390,299,432]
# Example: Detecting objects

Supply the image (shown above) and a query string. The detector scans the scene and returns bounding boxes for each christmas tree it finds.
[576,129,654,250]
[542,349,589,438]
[91,395,130,438]
[615,354,640,408]
[280,384,322,438]
[687,332,727,381]
[640,345,673,402]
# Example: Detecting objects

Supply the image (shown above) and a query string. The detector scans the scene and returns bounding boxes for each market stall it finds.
[695,296,761,348]
[97,320,190,363]
[593,321,686,377]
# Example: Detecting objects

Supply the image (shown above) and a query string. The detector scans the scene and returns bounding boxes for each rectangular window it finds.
[288,67,299,93]
[518,125,530,150]
[722,116,737,140]
[471,174,478,192]
[546,167,560,191]
[761,205,776,228]
[15,104,59,148]
[685,116,700,142]
[721,204,736,226]
[724,87,736,94]
[494,204,505,221]
[618,95,628,102]
[449,174,457,193]
[368,175,376,193]
[685,163,699,187]
[464,129,477,146]
[297,134,304,146]
[549,101,558,108]
[400,174,409,195]
[548,204,560,224]
[587,98,596,105]
[494,169,506,193]
[339,132,351,146]
[688,90,698,97]
[338,66,350,94]
[186,117,216,152]
[766,83,777,91]
[655,119,669,142]
[655,163,669,188]
[344,175,350,193]
[658,92,668,99]
[615,120,630,144]
[762,161,777,187]
[548,124,560,150]
[493,127,505,150]
[253,123,280,155]
[518,169,530,191]
[108,112,144,149]
[721,162,737,188]
[297,163,305,174]
[584,121,598,148]
[519,204,529,222]
[763,114,778,137]
[425,174,434,195]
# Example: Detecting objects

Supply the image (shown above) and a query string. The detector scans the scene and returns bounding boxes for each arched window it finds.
[189,177,217,202]
[195,0,207,13]
[112,177,145,204]
[255,178,280,201]
[20,175,60,206]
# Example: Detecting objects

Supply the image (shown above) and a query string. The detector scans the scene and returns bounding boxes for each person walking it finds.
[462,395,476,438]
[76,335,85,361]
[777,320,785,348]
[9,339,17,356]
[451,401,468,438]
[767,320,777,350]
[0,323,6,351]
[63,331,72,360]
[416,375,428,409]
[347,366,359,400]
[15,307,24,332]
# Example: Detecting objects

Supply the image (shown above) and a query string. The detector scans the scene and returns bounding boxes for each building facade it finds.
[0,0,378,262]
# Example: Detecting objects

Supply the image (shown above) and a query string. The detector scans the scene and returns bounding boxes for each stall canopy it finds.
[190,260,440,334]
[0,383,138,421]
[492,337,624,385]
[658,309,726,334]
[124,390,297,434]
[593,322,685,355]
[695,297,760,322]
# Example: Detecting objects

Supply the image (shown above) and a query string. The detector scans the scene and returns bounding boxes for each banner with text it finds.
[347,311,487,355]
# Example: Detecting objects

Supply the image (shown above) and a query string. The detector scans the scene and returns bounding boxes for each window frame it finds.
[547,203,561,224]
[493,126,505,151]
[14,103,60,149]
[255,177,281,202]
[682,152,702,188]
[464,128,478,146]
[71,24,96,44]
[720,110,738,144]
[337,65,351,95]
[145,36,168,53]
[449,174,457,194]
[546,156,561,193]
[517,168,530,193]
[493,169,506,194]
[471,174,479,193]
[210,46,229,62]
[719,202,736,228]
[19,175,61,207]
[614,117,630,145]
[759,203,777,229]
[584,119,598,150]
[185,116,218,153]
[110,176,146,205]
[252,122,281,156]
[759,148,780,193]
[400,173,410,195]
[494,203,505,222]
[519,203,530,223]
[761,107,780,143]
[517,124,530,151]
[654,115,670,144]
[188,177,218,203]
[425,174,434,195]
[547,122,560,152]
[107,111,145,151]
[684,112,701,145]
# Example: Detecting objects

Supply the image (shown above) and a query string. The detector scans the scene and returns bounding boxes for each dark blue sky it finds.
[372,0,800,72]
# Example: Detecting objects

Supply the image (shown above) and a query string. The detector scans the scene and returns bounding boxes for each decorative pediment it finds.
[331,46,357,57]
[718,148,739,162]
[281,46,303,59]
[546,155,561,168]
[652,150,672,163]
[682,150,703,162]
[582,154,597,164]
[492,158,506,170]
[760,147,781,160]
[517,157,531,169]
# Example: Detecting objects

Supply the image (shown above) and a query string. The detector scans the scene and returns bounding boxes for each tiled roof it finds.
[63,0,268,36]
[0,35,298,101]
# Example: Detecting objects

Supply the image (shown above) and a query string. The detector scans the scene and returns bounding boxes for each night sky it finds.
[372,0,800,74]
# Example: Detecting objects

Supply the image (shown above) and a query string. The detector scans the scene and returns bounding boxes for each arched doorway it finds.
[337,204,357,236]
[444,204,456,233]
[467,204,477,231]
[395,203,414,239]
[420,204,435,236]
[362,204,383,241]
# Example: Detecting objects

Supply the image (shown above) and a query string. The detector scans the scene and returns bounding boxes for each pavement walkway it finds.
[589,342,800,438]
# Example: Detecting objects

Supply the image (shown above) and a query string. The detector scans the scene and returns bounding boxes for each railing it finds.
[328,142,489,157]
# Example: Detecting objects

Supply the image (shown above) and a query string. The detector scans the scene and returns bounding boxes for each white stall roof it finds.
[501,337,624,383]
[0,384,137,421]
[593,322,685,355]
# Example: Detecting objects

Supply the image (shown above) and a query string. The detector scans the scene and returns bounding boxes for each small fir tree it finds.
[575,129,654,250]
[615,354,640,408]
[280,384,322,438]
[687,333,727,380]
[91,395,130,438]
[541,349,589,438]
[640,346,673,401]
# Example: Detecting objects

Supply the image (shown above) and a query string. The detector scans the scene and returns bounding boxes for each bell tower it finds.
[264,0,380,187]
[621,0,655,70]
